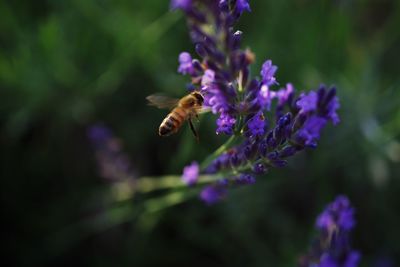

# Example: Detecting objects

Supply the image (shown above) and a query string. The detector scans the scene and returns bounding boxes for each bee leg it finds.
[195,113,200,123]
[188,118,199,142]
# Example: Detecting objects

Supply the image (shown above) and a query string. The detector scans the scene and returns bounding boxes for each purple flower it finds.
[252,162,268,174]
[200,182,228,204]
[257,84,273,110]
[205,152,231,174]
[182,161,199,185]
[201,69,215,87]
[319,254,337,267]
[316,195,355,231]
[216,112,236,135]
[297,91,318,113]
[204,89,230,114]
[247,112,265,137]
[170,0,192,11]
[87,124,135,182]
[298,195,360,267]
[344,252,361,267]
[278,146,298,158]
[275,83,294,106]
[236,0,251,14]
[177,52,194,75]
[260,60,278,86]
[296,115,327,147]
[320,251,361,267]
[235,173,256,185]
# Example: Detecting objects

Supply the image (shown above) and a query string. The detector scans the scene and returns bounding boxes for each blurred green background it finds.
[1,0,399,266]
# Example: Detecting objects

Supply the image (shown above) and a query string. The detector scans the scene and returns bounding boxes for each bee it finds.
[146,91,205,140]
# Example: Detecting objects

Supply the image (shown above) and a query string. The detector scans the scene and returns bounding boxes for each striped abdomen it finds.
[159,107,188,136]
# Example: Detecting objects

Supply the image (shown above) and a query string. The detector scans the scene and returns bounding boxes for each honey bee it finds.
[146,91,205,139]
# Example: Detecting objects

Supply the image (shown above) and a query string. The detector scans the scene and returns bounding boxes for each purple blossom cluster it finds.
[298,196,361,267]
[88,124,135,182]
[175,0,340,203]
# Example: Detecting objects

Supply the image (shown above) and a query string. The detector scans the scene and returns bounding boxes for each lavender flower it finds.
[216,112,236,135]
[319,252,360,267]
[327,95,340,125]
[275,83,294,106]
[316,195,355,231]
[170,0,192,11]
[257,84,273,110]
[236,0,251,14]
[298,195,361,267]
[182,161,199,185]
[234,173,256,185]
[201,69,215,87]
[297,91,318,113]
[204,86,232,114]
[246,112,266,138]
[171,0,341,203]
[252,162,268,175]
[260,60,278,86]
[200,180,228,205]
[88,124,135,183]
[295,116,327,148]
[177,52,194,75]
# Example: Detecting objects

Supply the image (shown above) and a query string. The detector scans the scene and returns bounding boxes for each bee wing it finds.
[146,94,180,110]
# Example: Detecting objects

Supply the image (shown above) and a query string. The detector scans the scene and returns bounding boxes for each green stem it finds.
[135,174,223,193]
[142,189,198,213]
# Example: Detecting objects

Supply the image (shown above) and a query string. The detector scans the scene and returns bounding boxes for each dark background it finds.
[1,0,399,266]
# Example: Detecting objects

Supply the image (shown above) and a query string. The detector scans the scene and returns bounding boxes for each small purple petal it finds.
[327,96,340,125]
[182,161,199,185]
[270,159,288,168]
[247,112,265,137]
[177,52,194,75]
[170,0,192,11]
[279,146,297,158]
[235,173,256,185]
[260,60,278,86]
[344,251,361,267]
[252,162,268,175]
[319,253,339,267]
[275,83,294,106]
[200,183,227,204]
[296,115,327,147]
[257,84,272,110]
[297,91,318,113]
[203,88,230,114]
[236,0,251,14]
[206,152,231,174]
[216,112,236,135]
[201,69,215,87]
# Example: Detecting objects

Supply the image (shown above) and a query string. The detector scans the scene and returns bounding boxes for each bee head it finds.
[191,91,204,106]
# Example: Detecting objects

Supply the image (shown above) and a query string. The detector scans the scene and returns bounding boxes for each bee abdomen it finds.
[159,108,186,136]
